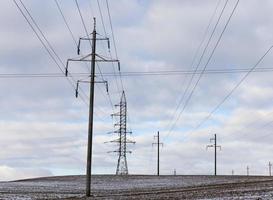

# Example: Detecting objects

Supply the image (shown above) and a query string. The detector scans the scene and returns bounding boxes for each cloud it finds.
[1,0,273,180]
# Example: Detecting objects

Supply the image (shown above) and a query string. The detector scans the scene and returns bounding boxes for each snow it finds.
[0,175,273,199]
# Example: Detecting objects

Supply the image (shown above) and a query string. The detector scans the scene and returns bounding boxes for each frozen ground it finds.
[0,175,273,199]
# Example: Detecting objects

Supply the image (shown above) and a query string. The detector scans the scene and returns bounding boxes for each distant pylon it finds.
[269,162,272,176]
[108,91,135,175]
[247,166,249,176]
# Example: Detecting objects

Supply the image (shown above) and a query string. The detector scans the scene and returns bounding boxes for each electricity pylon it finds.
[152,131,163,176]
[65,18,120,197]
[108,91,135,175]
[206,134,221,176]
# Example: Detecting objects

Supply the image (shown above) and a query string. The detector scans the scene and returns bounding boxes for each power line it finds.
[54,0,110,118]
[13,0,77,95]
[166,0,230,137]
[16,0,64,72]
[55,0,92,75]
[18,0,95,111]
[105,0,118,60]
[17,0,92,103]
[53,0,114,117]
[166,0,231,137]
[94,0,121,115]
[166,0,240,139]
[13,0,107,120]
[183,0,240,109]
[74,0,106,81]
[54,0,77,46]
[74,0,116,118]
[96,0,121,94]
[192,44,273,133]
[2,67,273,78]
[14,0,112,121]
[74,0,91,39]
[96,0,107,37]
[74,0,116,96]
[224,110,273,142]
[104,0,134,131]
[105,0,124,92]
[164,0,223,135]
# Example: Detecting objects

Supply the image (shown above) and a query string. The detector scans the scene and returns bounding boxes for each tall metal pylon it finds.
[108,91,135,175]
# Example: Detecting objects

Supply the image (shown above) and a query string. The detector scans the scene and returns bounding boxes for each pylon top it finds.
[121,90,126,103]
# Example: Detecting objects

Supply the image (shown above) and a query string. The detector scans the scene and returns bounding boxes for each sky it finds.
[1,0,273,181]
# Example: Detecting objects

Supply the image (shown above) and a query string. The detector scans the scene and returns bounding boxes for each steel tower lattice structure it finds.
[110,91,135,175]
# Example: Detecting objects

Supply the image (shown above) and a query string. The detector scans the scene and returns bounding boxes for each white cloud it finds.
[1,0,273,180]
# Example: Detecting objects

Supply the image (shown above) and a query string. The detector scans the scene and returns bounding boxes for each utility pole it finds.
[269,162,272,176]
[174,169,176,176]
[247,166,249,176]
[152,131,163,176]
[65,18,120,197]
[85,17,97,198]
[232,169,234,176]
[206,134,221,176]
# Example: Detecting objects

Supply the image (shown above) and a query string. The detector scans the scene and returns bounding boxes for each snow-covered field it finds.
[0,175,273,199]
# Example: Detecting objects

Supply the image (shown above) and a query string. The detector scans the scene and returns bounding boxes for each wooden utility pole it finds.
[85,18,97,197]
[206,134,221,176]
[152,131,163,176]
[65,18,120,197]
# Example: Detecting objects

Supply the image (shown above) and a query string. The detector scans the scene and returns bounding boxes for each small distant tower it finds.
[109,91,135,175]
[269,162,272,176]
[174,169,176,176]
[247,166,249,176]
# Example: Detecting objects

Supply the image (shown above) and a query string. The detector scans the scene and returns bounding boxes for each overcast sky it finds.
[1,0,273,181]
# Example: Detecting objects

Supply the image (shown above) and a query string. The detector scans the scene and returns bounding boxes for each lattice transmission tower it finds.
[108,91,135,175]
